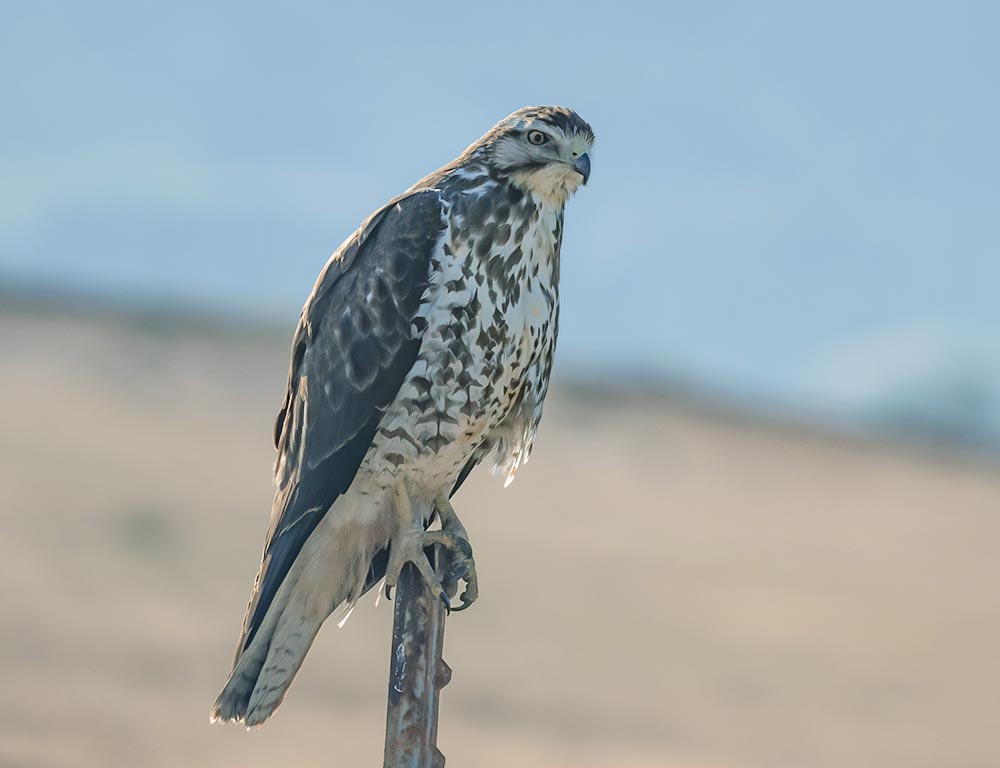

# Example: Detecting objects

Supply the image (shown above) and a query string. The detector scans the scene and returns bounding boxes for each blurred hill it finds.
[1,299,999,768]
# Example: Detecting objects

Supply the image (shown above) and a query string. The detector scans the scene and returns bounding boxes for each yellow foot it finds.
[382,487,478,613]
[383,524,453,611]
[433,495,478,612]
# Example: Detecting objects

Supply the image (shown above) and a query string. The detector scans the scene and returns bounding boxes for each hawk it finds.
[212,106,594,727]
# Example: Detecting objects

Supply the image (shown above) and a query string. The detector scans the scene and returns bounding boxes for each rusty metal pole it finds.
[383,549,451,768]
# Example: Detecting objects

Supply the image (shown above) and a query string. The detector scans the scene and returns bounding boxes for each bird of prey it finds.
[211,106,594,727]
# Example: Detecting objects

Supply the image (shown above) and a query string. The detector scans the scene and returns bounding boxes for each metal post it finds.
[383,550,451,768]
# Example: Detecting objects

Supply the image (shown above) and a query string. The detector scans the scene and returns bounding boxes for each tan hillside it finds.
[1,305,998,768]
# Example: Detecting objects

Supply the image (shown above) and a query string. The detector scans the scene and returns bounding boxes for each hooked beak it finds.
[573,152,591,185]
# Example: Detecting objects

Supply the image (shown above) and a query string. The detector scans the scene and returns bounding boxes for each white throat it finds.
[510,164,582,207]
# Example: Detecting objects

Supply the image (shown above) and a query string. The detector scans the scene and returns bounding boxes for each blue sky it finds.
[2,1,998,425]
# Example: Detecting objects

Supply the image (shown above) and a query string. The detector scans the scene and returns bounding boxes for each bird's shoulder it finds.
[303,188,447,332]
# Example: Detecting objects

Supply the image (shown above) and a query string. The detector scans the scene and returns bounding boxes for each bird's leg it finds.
[383,480,451,611]
[424,495,478,611]
[381,483,479,613]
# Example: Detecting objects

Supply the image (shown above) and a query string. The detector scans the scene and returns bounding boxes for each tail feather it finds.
[210,645,266,724]
[211,560,330,727]
[211,578,296,725]
[211,494,392,727]
[244,607,324,726]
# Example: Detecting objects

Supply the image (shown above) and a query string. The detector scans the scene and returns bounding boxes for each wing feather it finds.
[235,189,445,660]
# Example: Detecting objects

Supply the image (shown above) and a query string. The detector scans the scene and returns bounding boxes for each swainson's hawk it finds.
[212,106,594,726]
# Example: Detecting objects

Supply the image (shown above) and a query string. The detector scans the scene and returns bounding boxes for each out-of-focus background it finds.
[2,3,998,767]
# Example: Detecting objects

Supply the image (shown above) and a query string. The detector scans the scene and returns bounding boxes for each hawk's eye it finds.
[527,130,548,146]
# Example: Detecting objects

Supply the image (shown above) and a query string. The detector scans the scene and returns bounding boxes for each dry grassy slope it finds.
[1,306,998,768]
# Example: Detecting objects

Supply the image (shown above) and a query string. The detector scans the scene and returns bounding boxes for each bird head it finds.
[474,106,595,205]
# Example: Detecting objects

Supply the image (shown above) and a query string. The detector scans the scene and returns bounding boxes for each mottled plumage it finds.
[212,106,594,726]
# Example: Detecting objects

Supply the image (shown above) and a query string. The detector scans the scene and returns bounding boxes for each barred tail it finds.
[211,494,391,728]
[211,592,325,727]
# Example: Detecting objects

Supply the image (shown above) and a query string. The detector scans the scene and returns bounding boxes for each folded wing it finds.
[234,189,445,662]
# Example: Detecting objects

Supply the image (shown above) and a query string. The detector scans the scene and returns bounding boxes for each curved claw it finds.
[456,584,479,611]
[384,583,393,601]
[449,571,479,611]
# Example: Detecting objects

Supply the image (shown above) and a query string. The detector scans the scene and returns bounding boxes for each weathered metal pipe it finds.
[383,551,451,768]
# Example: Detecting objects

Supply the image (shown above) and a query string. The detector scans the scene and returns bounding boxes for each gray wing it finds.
[235,189,445,658]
